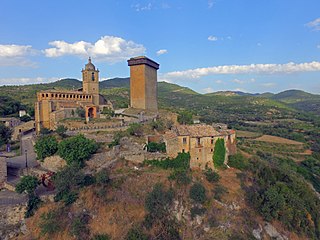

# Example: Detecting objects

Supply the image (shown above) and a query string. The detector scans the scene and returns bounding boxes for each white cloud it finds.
[133,3,152,11]
[0,44,36,67]
[306,18,320,31]
[202,87,214,93]
[232,78,255,84]
[162,61,320,80]
[0,77,60,85]
[208,36,218,41]
[156,49,168,55]
[261,82,276,87]
[44,36,146,63]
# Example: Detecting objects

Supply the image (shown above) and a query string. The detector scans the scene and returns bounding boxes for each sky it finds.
[0,0,320,94]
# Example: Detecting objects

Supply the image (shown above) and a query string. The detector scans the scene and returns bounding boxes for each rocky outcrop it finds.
[40,155,66,172]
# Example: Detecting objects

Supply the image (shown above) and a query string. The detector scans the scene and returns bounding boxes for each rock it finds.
[264,222,288,240]
[252,225,263,240]
[41,155,66,172]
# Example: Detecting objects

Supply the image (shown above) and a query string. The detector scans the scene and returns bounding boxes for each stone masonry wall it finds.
[0,157,7,187]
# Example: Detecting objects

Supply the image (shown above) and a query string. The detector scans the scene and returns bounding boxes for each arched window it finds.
[91,72,95,81]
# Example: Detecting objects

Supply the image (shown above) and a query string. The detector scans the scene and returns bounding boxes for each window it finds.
[228,135,231,140]
[197,138,201,145]
[211,149,213,152]
[183,137,187,144]
[92,72,95,81]
[182,149,185,153]
[46,94,48,97]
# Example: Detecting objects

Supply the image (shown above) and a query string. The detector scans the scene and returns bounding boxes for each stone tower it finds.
[127,56,159,111]
[82,57,99,105]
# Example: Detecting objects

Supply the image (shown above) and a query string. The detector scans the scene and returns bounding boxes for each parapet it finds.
[127,56,160,70]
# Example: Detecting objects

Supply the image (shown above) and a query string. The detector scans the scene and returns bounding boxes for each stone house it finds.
[163,124,236,169]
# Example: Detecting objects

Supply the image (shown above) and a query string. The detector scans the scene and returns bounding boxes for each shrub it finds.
[95,169,110,185]
[213,184,228,201]
[204,168,220,183]
[125,227,148,240]
[56,125,68,137]
[144,152,190,170]
[40,127,52,135]
[108,131,127,148]
[190,206,206,219]
[34,135,58,160]
[15,175,40,194]
[150,119,165,131]
[20,115,31,122]
[146,142,166,153]
[168,168,191,185]
[213,138,226,168]
[62,191,78,206]
[102,107,115,117]
[39,209,63,236]
[58,134,98,166]
[92,234,111,240]
[25,193,41,218]
[144,183,174,227]
[76,107,85,118]
[189,182,206,204]
[228,153,248,170]
[70,213,90,239]
[127,123,143,136]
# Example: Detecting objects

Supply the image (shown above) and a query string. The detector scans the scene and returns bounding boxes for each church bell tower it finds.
[82,57,99,105]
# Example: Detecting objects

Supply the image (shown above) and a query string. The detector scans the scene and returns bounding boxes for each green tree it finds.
[55,125,68,137]
[102,107,115,117]
[189,182,206,204]
[228,153,248,170]
[34,135,58,160]
[0,123,12,146]
[58,134,98,166]
[125,227,148,240]
[146,142,166,152]
[177,111,193,125]
[20,115,31,122]
[15,175,40,194]
[76,107,86,118]
[204,168,220,183]
[213,138,226,168]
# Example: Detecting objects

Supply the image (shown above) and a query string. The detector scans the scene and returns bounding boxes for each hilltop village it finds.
[2,57,319,240]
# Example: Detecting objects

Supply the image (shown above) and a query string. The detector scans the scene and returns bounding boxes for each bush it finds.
[34,135,58,160]
[213,184,228,201]
[144,152,190,170]
[228,153,248,170]
[168,168,191,185]
[56,125,68,137]
[40,127,52,135]
[144,183,174,227]
[39,209,63,236]
[146,142,166,152]
[92,234,111,240]
[95,169,110,185]
[20,115,31,122]
[213,138,226,168]
[15,175,40,194]
[204,168,220,183]
[190,206,206,219]
[102,107,115,117]
[127,123,143,137]
[150,119,165,131]
[76,107,85,118]
[70,213,90,240]
[125,227,148,240]
[58,134,98,166]
[25,193,41,218]
[189,183,206,204]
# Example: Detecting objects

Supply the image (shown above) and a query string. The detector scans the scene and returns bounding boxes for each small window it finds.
[92,72,95,81]
[228,135,231,140]
[183,137,187,144]
[211,149,213,153]
[182,149,185,153]
[42,94,44,97]
[211,139,214,144]
[197,157,199,160]
[197,138,201,145]
[46,94,48,97]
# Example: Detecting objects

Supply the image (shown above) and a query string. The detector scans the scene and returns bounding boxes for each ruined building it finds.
[163,124,236,169]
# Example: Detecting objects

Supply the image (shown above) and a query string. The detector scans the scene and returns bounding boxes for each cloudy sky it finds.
[0,0,320,94]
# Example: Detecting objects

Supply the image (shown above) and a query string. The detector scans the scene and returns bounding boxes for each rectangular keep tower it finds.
[127,56,159,111]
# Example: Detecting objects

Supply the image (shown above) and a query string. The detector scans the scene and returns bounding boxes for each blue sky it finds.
[0,0,320,94]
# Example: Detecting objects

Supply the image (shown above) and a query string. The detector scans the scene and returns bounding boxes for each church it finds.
[35,56,160,133]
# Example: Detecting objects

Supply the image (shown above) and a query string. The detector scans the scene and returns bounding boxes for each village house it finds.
[163,124,236,169]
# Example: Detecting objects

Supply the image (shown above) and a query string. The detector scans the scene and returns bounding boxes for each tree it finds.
[20,115,31,122]
[16,175,40,194]
[189,182,206,204]
[55,125,68,137]
[213,138,226,168]
[34,135,58,160]
[102,107,115,117]
[0,123,12,146]
[58,134,98,166]
[177,111,193,125]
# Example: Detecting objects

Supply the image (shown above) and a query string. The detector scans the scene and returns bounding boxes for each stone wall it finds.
[0,157,7,187]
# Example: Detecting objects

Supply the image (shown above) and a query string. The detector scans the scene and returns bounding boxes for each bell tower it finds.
[82,57,99,105]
